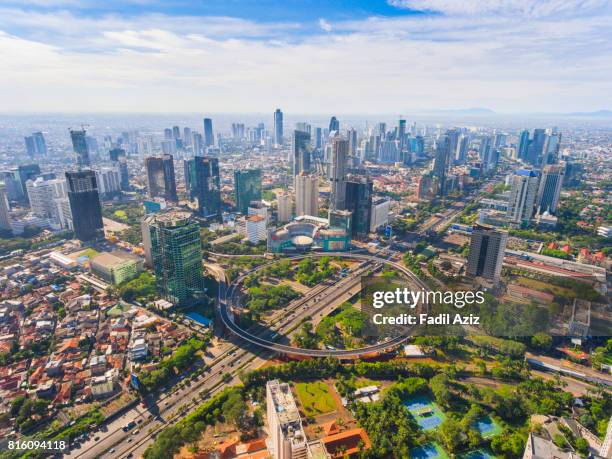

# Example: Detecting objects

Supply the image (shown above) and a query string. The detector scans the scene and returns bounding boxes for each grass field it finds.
[295,381,337,417]
[514,277,574,297]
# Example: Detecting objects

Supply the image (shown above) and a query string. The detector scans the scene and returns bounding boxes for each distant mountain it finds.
[413,107,496,115]
[566,109,612,117]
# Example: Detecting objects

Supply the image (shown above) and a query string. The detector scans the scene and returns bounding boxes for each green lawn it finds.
[295,382,337,417]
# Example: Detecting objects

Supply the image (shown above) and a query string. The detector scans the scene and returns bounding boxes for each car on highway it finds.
[132,429,140,435]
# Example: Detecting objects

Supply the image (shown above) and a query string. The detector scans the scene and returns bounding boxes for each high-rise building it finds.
[330,137,349,210]
[183,127,192,146]
[266,380,310,459]
[398,119,407,147]
[149,210,204,306]
[65,170,104,241]
[347,128,358,156]
[314,127,323,150]
[599,415,612,458]
[329,116,339,133]
[480,136,499,174]
[26,176,67,222]
[536,164,564,214]
[526,128,546,166]
[24,132,47,157]
[455,134,469,164]
[95,167,122,197]
[370,197,390,233]
[203,118,214,147]
[70,129,90,168]
[274,109,284,146]
[145,155,177,202]
[17,164,41,200]
[234,169,262,214]
[517,129,530,161]
[543,131,561,165]
[187,156,222,220]
[507,169,540,226]
[141,215,154,267]
[433,134,451,196]
[109,148,129,191]
[276,192,292,223]
[292,130,311,177]
[345,175,373,239]
[295,173,318,217]
[466,224,508,283]
[0,186,12,233]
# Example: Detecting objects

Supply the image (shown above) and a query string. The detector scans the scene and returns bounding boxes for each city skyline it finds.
[1,0,612,113]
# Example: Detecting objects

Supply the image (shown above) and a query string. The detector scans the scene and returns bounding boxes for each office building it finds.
[277,192,292,223]
[536,164,564,214]
[347,128,357,156]
[246,215,267,243]
[329,116,339,133]
[543,131,561,165]
[507,169,540,226]
[187,156,222,220]
[370,197,391,233]
[234,169,262,214]
[70,129,90,167]
[466,224,508,282]
[517,129,530,161]
[274,109,284,146]
[95,167,121,197]
[345,175,373,239]
[600,416,612,458]
[266,380,309,459]
[295,173,318,217]
[24,132,47,157]
[109,148,129,191]
[149,211,204,306]
[330,137,349,210]
[141,215,154,267]
[18,164,41,200]
[433,134,451,196]
[0,186,12,233]
[65,170,104,242]
[203,118,214,146]
[145,155,177,202]
[292,130,311,177]
[527,128,547,166]
[26,176,67,222]
[90,251,142,285]
[314,127,322,149]
[456,134,469,164]
[329,209,352,236]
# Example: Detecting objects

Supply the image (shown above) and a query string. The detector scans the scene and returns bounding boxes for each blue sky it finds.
[1,0,611,113]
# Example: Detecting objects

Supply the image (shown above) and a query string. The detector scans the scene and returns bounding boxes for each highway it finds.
[219,252,428,357]
[66,251,425,458]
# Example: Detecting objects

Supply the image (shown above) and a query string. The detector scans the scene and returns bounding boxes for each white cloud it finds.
[318,18,332,32]
[388,0,610,17]
[0,5,611,113]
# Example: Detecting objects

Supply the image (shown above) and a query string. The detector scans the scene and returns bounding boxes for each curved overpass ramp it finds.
[218,252,428,358]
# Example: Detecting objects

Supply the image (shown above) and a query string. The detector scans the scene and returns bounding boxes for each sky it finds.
[1,0,611,114]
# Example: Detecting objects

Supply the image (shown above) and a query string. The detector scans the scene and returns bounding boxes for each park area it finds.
[403,395,446,431]
[295,381,337,417]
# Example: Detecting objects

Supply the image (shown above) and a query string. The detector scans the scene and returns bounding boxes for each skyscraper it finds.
[292,130,311,177]
[517,129,530,161]
[145,155,177,202]
[330,137,349,210]
[466,224,508,283]
[234,169,262,214]
[109,148,129,191]
[149,210,204,306]
[507,169,540,226]
[536,164,564,214]
[17,164,41,200]
[526,128,546,166]
[543,131,561,165]
[315,127,323,149]
[26,176,67,222]
[433,134,451,196]
[25,132,46,157]
[70,129,90,168]
[274,109,283,146]
[455,134,469,164]
[276,192,292,223]
[398,119,407,148]
[345,175,373,239]
[203,118,214,147]
[65,170,104,241]
[347,128,358,156]
[446,128,461,165]
[329,116,339,133]
[0,186,12,233]
[295,173,318,217]
[187,156,222,220]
